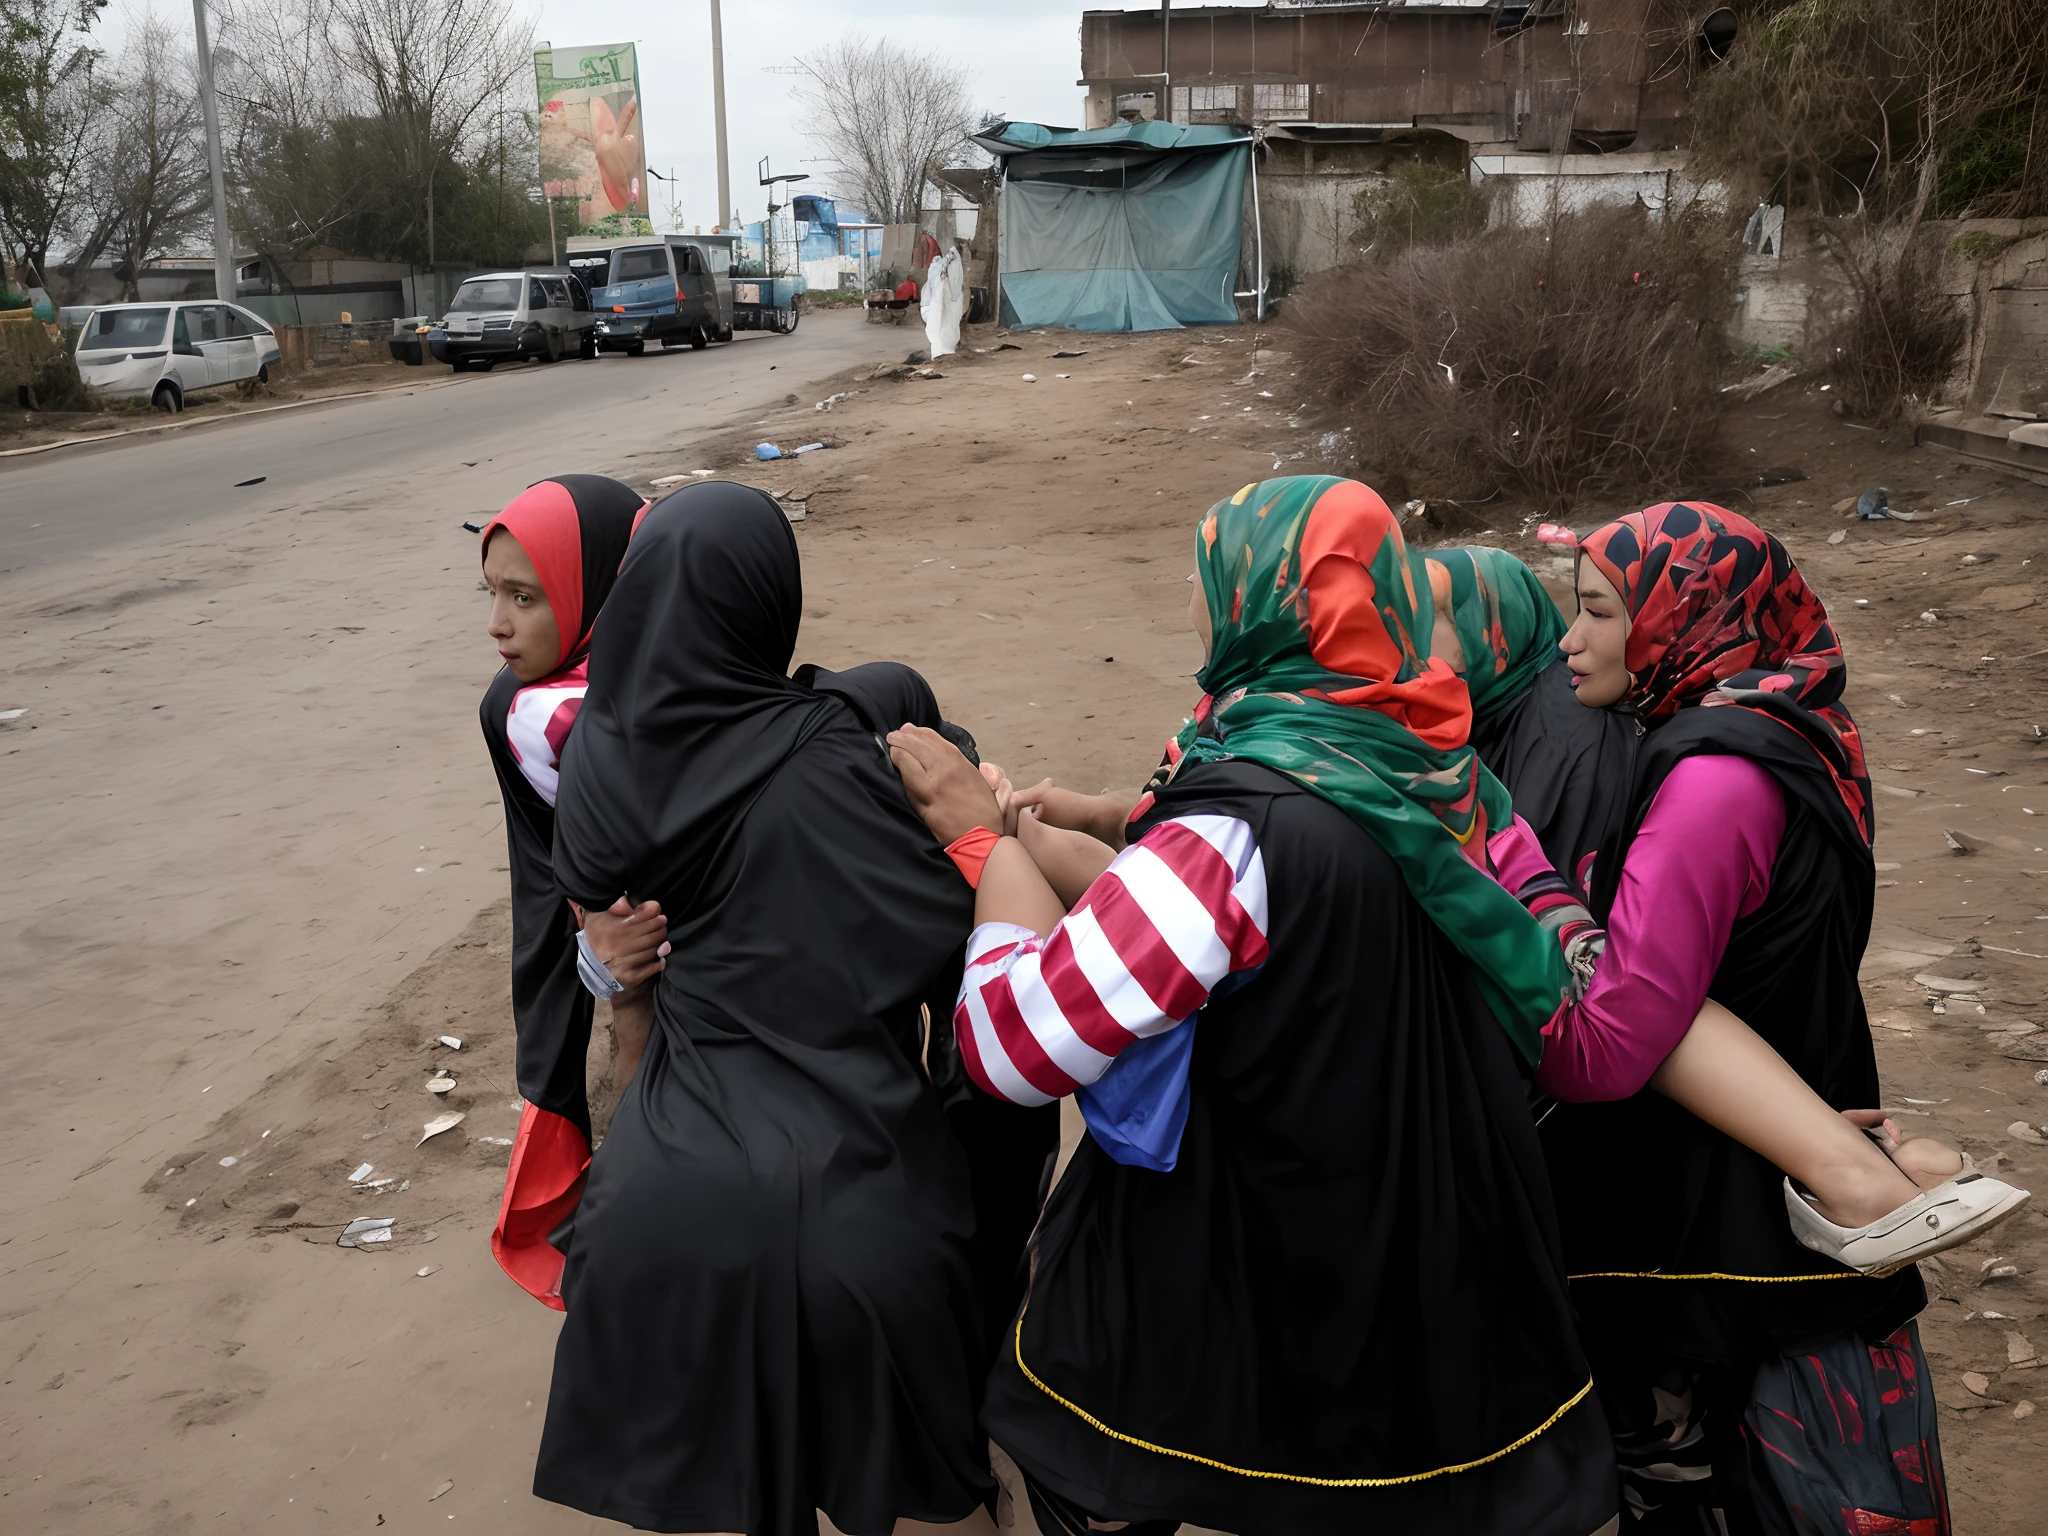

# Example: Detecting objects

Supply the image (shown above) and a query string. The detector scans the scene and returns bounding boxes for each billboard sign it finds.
[536,42,654,238]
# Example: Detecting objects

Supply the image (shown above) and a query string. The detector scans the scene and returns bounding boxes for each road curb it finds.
[0,372,474,459]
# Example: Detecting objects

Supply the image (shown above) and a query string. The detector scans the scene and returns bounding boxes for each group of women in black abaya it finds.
[473,470,2022,1536]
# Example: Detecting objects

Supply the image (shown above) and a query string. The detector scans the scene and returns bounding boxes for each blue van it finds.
[569,236,738,356]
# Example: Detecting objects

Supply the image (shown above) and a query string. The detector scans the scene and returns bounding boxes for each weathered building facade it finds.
[1079,1,1730,284]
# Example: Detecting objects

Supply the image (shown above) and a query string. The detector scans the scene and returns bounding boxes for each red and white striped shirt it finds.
[955,814,1271,1107]
[506,659,588,808]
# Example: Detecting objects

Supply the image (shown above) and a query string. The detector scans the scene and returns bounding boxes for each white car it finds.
[73,300,284,411]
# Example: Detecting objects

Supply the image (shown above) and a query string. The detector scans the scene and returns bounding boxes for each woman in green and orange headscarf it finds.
[883,476,1617,1536]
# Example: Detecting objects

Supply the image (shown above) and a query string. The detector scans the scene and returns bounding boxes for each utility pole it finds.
[709,0,731,230]
[192,0,234,304]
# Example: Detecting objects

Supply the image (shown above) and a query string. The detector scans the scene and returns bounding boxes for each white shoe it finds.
[1784,1173,2032,1277]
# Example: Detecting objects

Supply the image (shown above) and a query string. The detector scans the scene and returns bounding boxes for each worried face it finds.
[1560,555,1631,708]
[483,531,562,683]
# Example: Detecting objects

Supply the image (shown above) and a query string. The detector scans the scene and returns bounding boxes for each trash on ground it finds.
[218,1156,238,1167]
[1914,973,1985,993]
[791,443,827,454]
[417,1265,440,1278]
[1020,374,1037,383]
[1827,530,1847,545]
[418,1111,465,1146]
[1943,830,1983,855]
[1052,349,1089,359]
[912,368,945,379]
[1720,364,1793,400]
[649,474,689,487]
[429,1479,454,1502]
[1962,1371,1992,1396]
[816,392,858,411]
[234,476,267,487]
[337,1217,393,1248]
[1987,1264,2021,1279]
[348,1162,375,1183]
[461,519,485,533]
[1856,488,1890,519]
[2033,1069,2048,1086]
[2012,1122,2047,1145]
[425,1076,456,1095]
[2017,1401,2036,1419]
[1920,609,1940,622]
[477,1135,513,1146]
[438,1035,462,1050]
[0,709,26,721]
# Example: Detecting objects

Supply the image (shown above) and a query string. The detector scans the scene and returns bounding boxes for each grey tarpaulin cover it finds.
[976,120,1249,333]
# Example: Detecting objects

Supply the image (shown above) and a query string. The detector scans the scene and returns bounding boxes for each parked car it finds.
[569,236,735,355]
[427,271,596,371]
[72,300,283,411]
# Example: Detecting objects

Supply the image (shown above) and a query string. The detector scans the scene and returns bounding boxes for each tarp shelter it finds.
[974,120,1251,333]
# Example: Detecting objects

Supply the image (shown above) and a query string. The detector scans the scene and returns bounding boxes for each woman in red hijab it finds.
[477,475,665,1307]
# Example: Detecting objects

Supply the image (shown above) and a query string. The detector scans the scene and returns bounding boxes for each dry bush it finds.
[1287,206,1735,509]
[1821,225,1963,422]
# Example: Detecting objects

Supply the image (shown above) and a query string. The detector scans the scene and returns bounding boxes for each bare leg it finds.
[610,990,653,1088]
[1649,1000,1922,1227]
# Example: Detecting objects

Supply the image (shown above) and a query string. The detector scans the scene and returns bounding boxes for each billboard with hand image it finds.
[536,42,654,237]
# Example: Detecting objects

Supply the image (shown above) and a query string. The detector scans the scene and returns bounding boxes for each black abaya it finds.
[536,482,993,1536]
[984,759,1617,1536]
[1467,657,1639,888]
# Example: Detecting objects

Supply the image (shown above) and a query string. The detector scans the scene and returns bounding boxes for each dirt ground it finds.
[2,316,2045,1533]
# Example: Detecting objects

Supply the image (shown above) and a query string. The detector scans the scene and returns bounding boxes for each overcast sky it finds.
[534,1,1274,229]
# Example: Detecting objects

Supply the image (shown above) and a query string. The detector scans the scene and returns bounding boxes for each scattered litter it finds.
[1987,1264,2021,1279]
[1943,830,1984,855]
[2012,1122,2047,1145]
[438,1035,462,1051]
[815,391,859,411]
[1721,364,1794,400]
[791,443,827,454]
[417,1265,440,1279]
[1915,973,1985,993]
[1055,373,1071,379]
[429,1479,454,1502]
[1827,530,1847,545]
[912,368,945,379]
[1903,1097,1946,1105]
[337,1217,393,1248]
[2009,1331,2038,1365]
[218,1156,238,1168]
[1920,609,1940,622]
[1052,349,1088,358]
[234,476,267,487]
[649,474,689,487]
[1856,488,1891,520]
[754,443,783,460]
[1855,598,1869,606]
[1946,496,1980,506]
[1020,374,1037,383]
[425,1076,455,1095]
[2018,1401,2036,1420]
[1962,1371,1992,1396]
[2034,1069,2048,1086]
[689,469,715,477]
[418,1111,465,1147]
[461,519,485,533]
[348,1162,375,1183]
[477,1135,513,1147]
[0,708,25,721]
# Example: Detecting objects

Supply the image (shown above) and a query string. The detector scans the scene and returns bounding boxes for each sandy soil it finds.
[2,317,2044,1532]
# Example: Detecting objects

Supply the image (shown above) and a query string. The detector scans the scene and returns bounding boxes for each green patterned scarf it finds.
[1173,476,1567,1065]
[1433,546,1570,717]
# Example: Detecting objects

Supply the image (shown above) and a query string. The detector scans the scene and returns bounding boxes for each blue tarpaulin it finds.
[976,121,1250,333]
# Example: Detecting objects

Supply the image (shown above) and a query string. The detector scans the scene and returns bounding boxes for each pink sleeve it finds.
[1534,756,1785,1102]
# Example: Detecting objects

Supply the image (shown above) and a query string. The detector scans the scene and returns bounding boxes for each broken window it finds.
[1253,82,1310,119]
[1170,83,1239,121]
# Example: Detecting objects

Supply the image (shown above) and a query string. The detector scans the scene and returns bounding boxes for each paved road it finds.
[0,311,886,572]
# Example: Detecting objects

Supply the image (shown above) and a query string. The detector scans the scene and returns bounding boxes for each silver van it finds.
[429,270,596,371]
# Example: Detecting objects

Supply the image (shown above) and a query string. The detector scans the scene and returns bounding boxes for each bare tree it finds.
[91,13,209,297]
[792,35,978,225]
[0,0,107,297]
[327,0,531,266]
[215,0,374,258]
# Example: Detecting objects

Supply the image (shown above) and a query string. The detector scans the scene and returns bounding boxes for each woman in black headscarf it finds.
[534,480,1007,1536]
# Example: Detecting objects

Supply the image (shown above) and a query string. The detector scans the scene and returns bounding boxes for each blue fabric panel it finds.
[999,144,1247,333]
[1078,1021,1196,1172]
